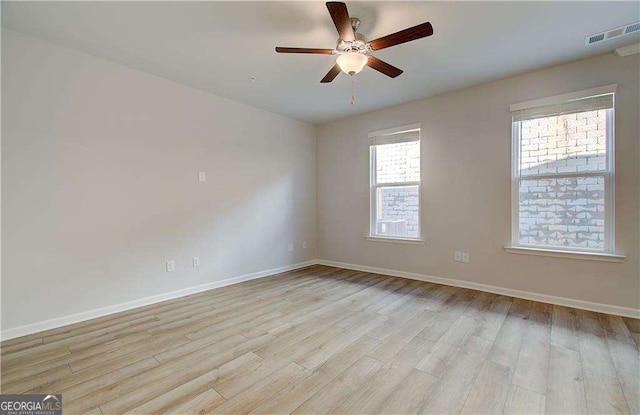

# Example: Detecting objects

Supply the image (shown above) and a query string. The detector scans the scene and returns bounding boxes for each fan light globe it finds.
[337,52,368,75]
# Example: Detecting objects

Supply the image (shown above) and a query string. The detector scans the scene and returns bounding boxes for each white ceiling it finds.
[2,1,639,124]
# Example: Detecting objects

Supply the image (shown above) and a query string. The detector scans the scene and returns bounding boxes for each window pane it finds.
[376,185,419,238]
[519,110,607,176]
[376,141,420,184]
[518,176,605,250]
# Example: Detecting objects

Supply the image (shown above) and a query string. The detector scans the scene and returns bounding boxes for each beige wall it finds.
[2,29,317,331]
[317,52,639,311]
[2,28,638,335]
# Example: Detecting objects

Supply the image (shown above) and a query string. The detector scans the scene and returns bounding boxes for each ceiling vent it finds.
[586,21,640,45]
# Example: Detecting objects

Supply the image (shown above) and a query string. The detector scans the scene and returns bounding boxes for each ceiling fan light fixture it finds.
[336,52,368,75]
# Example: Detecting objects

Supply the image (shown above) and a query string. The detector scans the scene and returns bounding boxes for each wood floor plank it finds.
[460,360,512,414]
[0,333,45,350]
[361,278,420,314]
[1,344,71,369]
[622,317,640,340]
[214,355,293,400]
[512,302,552,395]
[503,385,546,414]
[290,356,383,414]
[330,365,411,414]
[153,331,242,363]
[374,368,439,415]
[583,368,630,414]
[210,362,310,414]
[489,300,532,368]
[577,311,619,378]
[122,353,260,414]
[34,357,160,399]
[253,308,353,359]
[600,315,640,384]
[617,369,639,415]
[249,336,380,415]
[439,335,493,383]
[42,315,159,348]
[415,315,477,376]
[67,332,184,373]
[551,305,580,351]
[419,374,474,415]
[27,340,176,395]
[417,289,477,343]
[71,334,274,414]
[295,312,387,370]
[373,309,435,353]
[0,337,44,355]
[473,296,513,341]
[3,331,154,384]
[165,388,225,415]
[333,336,435,414]
[1,362,73,394]
[546,345,587,414]
[376,281,436,316]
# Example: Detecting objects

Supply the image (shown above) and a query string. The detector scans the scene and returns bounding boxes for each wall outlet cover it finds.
[166,260,176,272]
[192,257,200,267]
[198,172,206,182]
[462,253,470,263]
[454,251,462,262]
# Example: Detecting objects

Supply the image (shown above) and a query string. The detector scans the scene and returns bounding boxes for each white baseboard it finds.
[4,257,637,341]
[317,259,640,319]
[0,260,319,341]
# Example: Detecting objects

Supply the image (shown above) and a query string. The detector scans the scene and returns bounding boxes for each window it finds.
[369,124,421,240]
[510,85,616,253]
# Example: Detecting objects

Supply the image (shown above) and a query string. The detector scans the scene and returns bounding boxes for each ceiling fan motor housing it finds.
[336,32,368,54]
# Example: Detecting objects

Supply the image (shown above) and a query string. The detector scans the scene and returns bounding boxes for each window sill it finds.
[504,246,625,262]
[366,236,425,245]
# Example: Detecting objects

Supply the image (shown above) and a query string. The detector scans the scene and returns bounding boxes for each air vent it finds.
[586,21,640,45]
[625,22,640,34]
[588,33,605,44]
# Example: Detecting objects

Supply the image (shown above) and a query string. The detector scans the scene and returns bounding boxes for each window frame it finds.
[368,124,422,242]
[509,87,617,255]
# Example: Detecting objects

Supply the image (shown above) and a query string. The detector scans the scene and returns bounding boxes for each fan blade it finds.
[366,56,403,78]
[326,2,355,41]
[369,22,433,50]
[321,64,342,83]
[275,47,334,54]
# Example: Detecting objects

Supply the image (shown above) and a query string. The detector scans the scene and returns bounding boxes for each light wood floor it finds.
[1,265,638,414]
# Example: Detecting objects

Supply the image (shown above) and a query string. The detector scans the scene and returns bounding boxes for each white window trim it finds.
[368,123,421,139]
[503,246,625,262]
[365,236,425,245]
[368,123,422,242]
[509,86,621,258]
[509,84,617,112]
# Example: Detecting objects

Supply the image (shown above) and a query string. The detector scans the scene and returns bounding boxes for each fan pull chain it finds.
[350,78,356,105]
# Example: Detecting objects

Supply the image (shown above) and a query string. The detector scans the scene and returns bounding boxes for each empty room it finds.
[1,1,639,414]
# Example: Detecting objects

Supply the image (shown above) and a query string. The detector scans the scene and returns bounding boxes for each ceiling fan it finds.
[275,2,434,83]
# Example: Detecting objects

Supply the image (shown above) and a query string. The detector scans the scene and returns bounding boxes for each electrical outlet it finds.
[198,172,206,182]
[454,251,462,262]
[288,244,294,252]
[461,252,470,263]
[302,241,308,249]
[166,260,176,272]
[192,257,200,268]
